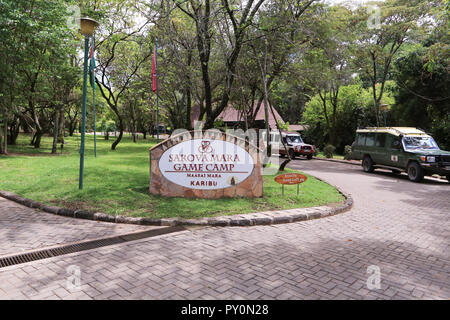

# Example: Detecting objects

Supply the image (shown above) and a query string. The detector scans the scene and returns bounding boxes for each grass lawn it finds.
[0,133,344,219]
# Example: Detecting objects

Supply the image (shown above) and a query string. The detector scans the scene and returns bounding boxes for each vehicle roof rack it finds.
[357,127,427,136]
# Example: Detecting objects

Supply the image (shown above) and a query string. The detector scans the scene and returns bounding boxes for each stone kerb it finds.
[149,130,263,199]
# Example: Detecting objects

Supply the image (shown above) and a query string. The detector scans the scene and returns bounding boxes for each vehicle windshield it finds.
[402,136,440,150]
[286,135,303,144]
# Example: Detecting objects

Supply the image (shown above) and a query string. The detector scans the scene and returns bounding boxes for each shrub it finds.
[323,144,336,158]
[213,119,224,129]
[344,145,352,160]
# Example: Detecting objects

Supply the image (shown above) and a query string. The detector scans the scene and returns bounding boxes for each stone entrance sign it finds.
[150,131,262,198]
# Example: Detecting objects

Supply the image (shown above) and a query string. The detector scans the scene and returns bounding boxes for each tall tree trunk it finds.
[58,106,65,143]
[372,83,380,127]
[0,129,3,154]
[9,117,20,145]
[195,1,213,128]
[51,109,59,154]
[3,119,8,154]
[269,102,291,171]
[111,118,123,150]
[6,116,16,145]
[257,41,271,162]
[0,123,4,154]
[262,80,271,159]
[318,91,333,144]
[185,52,192,130]
[185,88,192,130]
[33,130,42,148]
[68,121,76,136]
[131,103,137,143]
[30,131,36,146]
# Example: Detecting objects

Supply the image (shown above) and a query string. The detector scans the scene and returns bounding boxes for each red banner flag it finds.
[152,47,157,93]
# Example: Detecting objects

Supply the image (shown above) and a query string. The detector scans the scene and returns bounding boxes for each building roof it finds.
[190,102,285,129]
[191,103,284,130]
[356,127,428,136]
[288,124,307,132]
[217,103,285,129]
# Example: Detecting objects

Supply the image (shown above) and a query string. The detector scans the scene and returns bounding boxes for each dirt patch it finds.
[48,199,99,212]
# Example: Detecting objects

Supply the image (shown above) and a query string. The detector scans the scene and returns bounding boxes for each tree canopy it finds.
[0,0,448,153]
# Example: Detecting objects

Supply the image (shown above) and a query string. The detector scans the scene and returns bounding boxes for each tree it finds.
[300,4,357,147]
[354,0,434,125]
[303,83,383,153]
[392,43,450,149]
[93,2,151,150]
[0,0,79,152]
[172,0,269,129]
[155,8,198,130]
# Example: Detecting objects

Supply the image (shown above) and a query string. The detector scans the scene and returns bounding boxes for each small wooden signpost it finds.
[274,173,307,195]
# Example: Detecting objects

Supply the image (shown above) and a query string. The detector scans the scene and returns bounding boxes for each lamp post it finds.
[79,17,99,190]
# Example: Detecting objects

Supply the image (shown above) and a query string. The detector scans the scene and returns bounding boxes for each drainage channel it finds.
[0,225,186,269]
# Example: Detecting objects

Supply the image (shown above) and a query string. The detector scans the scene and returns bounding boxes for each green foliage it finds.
[278,120,289,131]
[323,145,336,159]
[213,119,225,129]
[344,145,352,160]
[98,119,117,133]
[302,83,394,153]
[353,0,432,124]
[0,0,80,151]
[392,40,450,150]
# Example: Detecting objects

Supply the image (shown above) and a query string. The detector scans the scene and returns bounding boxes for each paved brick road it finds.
[0,160,449,299]
[0,197,154,257]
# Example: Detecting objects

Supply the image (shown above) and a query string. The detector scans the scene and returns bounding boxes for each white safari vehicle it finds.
[270,131,316,160]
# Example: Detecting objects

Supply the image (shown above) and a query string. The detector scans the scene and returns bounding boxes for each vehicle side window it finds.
[375,134,386,147]
[391,136,402,149]
[365,134,375,147]
[356,134,366,146]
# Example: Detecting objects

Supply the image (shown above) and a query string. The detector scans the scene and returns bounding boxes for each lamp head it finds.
[79,17,99,37]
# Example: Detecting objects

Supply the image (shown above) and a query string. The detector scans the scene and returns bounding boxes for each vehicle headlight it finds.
[427,156,436,162]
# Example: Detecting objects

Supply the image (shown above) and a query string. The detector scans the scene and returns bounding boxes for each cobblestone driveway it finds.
[0,160,449,299]
[0,197,155,257]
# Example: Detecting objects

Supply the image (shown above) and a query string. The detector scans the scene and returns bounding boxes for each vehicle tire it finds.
[307,154,313,160]
[391,169,401,175]
[362,156,374,173]
[279,153,285,158]
[289,149,296,160]
[407,162,424,182]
